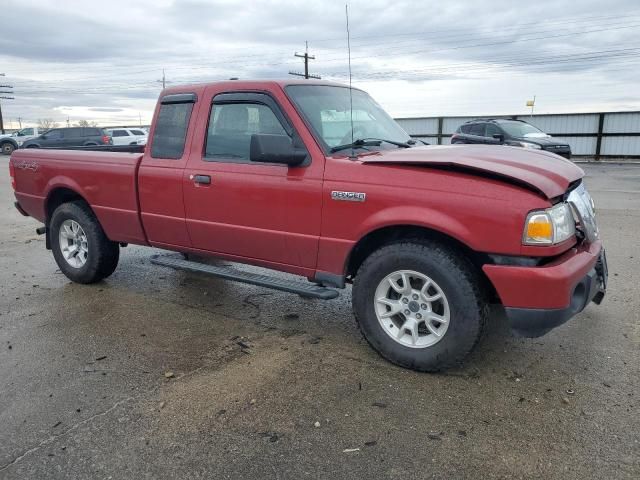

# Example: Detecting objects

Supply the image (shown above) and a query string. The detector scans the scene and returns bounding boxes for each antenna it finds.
[346,4,356,160]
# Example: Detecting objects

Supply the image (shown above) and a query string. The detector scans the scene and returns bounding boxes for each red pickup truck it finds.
[9,80,607,371]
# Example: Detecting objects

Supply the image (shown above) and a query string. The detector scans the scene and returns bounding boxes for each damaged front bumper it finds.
[484,241,607,337]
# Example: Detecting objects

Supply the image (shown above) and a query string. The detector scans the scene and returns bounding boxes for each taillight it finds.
[9,160,16,190]
[102,135,112,144]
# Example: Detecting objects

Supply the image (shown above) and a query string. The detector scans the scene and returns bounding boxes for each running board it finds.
[150,254,339,300]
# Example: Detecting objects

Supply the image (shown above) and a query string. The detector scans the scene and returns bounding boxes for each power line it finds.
[8,12,639,78]
[5,16,640,85]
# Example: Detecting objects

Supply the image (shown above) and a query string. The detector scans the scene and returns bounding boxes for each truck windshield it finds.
[286,85,411,152]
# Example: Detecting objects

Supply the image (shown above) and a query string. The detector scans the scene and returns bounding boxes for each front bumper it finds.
[483,241,607,337]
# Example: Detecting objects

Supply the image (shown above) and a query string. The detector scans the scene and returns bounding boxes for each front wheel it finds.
[50,202,120,283]
[352,241,487,372]
[1,142,15,155]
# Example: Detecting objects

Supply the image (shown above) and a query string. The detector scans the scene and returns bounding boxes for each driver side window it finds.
[486,124,501,138]
[45,129,62,139]
[205,102,287,162]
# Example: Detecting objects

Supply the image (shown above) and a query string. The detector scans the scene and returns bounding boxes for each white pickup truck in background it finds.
[0,127,44,155]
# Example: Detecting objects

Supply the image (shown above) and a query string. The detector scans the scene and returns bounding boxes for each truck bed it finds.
[11,149,147,245]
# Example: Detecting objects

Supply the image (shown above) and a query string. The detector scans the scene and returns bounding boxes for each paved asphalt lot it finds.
[0,160,638,479]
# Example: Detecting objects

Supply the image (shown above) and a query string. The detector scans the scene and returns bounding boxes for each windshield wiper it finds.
[330,138,411,153]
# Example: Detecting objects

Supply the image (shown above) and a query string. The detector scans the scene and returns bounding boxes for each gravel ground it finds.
[0,160,638,479]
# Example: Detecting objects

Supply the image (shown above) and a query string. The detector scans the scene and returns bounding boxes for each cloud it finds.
[1,0,639,125]
[89,107,124,112]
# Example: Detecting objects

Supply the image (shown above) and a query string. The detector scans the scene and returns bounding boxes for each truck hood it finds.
[360,144,583,198]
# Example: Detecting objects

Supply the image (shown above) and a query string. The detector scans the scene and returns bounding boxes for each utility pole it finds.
[289,42,321,80]
[156,69,172,89]
[17,117,22,129]
[0,74,15,134]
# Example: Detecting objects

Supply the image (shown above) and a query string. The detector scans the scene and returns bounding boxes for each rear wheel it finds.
[50,202,119,283]
[1,142,15,155]
[352,241,487,372]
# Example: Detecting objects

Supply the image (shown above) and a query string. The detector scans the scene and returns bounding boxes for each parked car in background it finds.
[21,127,112,149]
[1,127,46,155]
[105,128,148,146]
[451,119,572,158]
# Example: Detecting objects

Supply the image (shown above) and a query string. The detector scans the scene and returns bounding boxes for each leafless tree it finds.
[37,118,59,129]
[76,120,98,127]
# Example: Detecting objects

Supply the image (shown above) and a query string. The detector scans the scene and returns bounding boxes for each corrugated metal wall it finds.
[395,111,640,158]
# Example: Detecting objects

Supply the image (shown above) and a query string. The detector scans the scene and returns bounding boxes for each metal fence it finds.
[395,111,640,160]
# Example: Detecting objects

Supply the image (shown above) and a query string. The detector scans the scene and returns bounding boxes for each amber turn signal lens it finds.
[523,213,553,244]
[527,219,552,239]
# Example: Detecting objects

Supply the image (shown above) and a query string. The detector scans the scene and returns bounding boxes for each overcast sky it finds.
[1,0,639,127]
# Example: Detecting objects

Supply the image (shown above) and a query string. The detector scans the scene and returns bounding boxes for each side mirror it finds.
[40,134,48,140]
[492,133,505,143]
[250,134,307,166]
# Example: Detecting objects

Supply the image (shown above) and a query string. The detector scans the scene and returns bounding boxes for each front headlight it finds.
[523,203,575,245]
[515,141,541,149]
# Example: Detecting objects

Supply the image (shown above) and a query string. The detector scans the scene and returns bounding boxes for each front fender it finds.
[355,205,473,249]
[316,205,476,277]
[1,138,18,148]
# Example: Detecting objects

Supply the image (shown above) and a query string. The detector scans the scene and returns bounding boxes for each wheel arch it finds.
[44,186,101,250]
[345,224,497,300]
[0,138,18,152]
[45,186,91,222]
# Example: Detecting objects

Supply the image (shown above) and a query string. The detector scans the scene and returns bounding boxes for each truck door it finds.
[183,90,323,272]
[138,93,199,248]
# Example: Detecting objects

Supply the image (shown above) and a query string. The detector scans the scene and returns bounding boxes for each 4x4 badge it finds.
[331,191,366,202]
[12,159,39,172]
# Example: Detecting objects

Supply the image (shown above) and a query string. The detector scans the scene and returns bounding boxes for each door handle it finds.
[191,174,211,185]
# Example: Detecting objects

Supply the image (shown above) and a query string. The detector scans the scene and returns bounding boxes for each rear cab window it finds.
[151,93,196,159]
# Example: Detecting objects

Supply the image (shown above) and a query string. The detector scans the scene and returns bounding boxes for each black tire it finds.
[352,240,487,372]
[1,142,15,155]
[50,202,120,284]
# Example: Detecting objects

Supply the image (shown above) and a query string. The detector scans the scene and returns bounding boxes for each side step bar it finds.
[150,254,339,300]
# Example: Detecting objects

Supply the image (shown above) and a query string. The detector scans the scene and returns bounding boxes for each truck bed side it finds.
[11,149,147,245]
